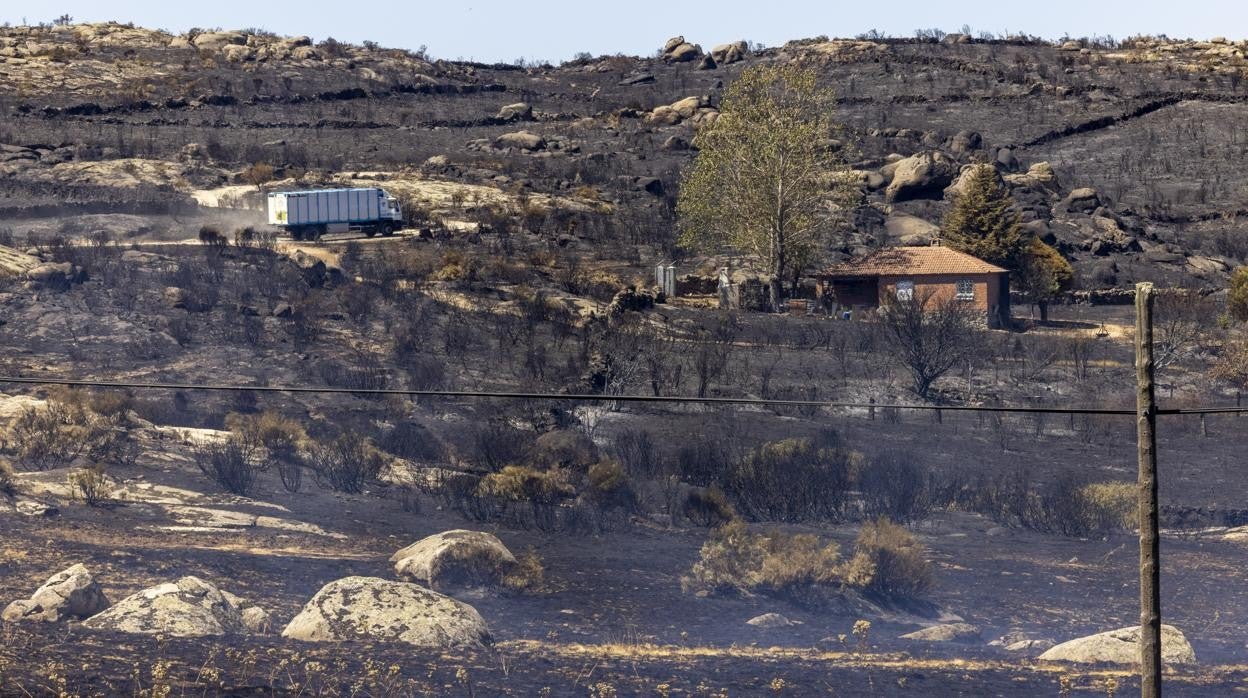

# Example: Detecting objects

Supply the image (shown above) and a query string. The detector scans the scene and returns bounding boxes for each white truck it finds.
[266,187,403,240]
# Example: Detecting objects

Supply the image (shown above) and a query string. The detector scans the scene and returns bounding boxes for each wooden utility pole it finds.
[1135,282,1162,698]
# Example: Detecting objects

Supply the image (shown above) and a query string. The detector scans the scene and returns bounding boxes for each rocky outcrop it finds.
[82,576,244,637]
[391,530,518,591]
[2,564,109,623]
[885,151,958,202]
[281,577,492,649]
[899,622,982,643]
[1039,625,1196,665]
[647,96,707,126]
[661,36,703,63]
[0,244,40,278]
[710,41,748,65]
[1004,162,1059,191]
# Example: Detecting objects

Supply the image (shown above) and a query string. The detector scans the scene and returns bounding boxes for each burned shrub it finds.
[69,464,114,507]
[527,430,599,471]
[470,421,531,472]
[682,486,737,527]
[585,459,634,510]
[308,432,387,494]
[725,435,853,522]
[193,436,262,496]
[611,428,661,480]
[2,390,129,471]
[673,439,733,488]
[226,411,308,493]
[841,518,933,601]
[858,452,931,524]
[684,517,935,606]
[0,459,16,495]
[681,519,843,606]
[381,421,445,463]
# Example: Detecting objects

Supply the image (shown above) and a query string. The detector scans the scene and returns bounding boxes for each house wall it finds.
[878,272,1008,327]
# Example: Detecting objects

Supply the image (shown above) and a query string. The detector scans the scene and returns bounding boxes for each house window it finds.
[895,280,914,301]
[955,280,974,300]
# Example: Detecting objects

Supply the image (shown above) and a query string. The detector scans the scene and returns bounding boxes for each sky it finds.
[8,1,1248,63]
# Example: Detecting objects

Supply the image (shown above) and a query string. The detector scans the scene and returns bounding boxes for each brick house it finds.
[813,246,1010,328]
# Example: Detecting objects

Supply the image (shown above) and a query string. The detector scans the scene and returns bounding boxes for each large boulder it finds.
[944,163,1003,200]
[1040,625,1195,665]
[885,151,958,202]
[1063,187,1102,213]
[494,131,546,151]
[711,41,748,65]
[192,31,247,50]
[1004,161,1059,191]
[2,564,109,623]
[885,214,940,245]
[746,612,797,628]
[281,577,492,649]
[25,262,80,290]
[391,530,518,591]
[900,623,982,643]
[495,102,534,122]
[947,130,982,155]
[82,576,244,637]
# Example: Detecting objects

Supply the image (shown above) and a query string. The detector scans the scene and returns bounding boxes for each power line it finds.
[0,374,1148,415]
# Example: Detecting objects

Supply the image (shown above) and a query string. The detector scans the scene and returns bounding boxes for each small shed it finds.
[813,246,1010,328]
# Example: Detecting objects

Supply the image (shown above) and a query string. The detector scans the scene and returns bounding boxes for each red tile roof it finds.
[817,246,1007,278]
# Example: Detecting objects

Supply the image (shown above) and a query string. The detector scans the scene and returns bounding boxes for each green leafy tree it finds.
[942,164,1027,268]
[677,65,859,312]
[1016,238,1073,321]
[1229,266,1248,322]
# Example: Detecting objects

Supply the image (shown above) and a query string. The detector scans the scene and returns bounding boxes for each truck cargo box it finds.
[268,188,388,226]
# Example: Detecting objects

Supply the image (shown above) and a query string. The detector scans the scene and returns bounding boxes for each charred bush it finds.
[193,436,262,496]
[380,421,445,462]
[858,452,932,524]
[308,432,387,494]
[682,486,737,527]
[725,435,853,522]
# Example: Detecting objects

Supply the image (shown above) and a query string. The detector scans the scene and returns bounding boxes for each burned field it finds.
[4,21,1248,697]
